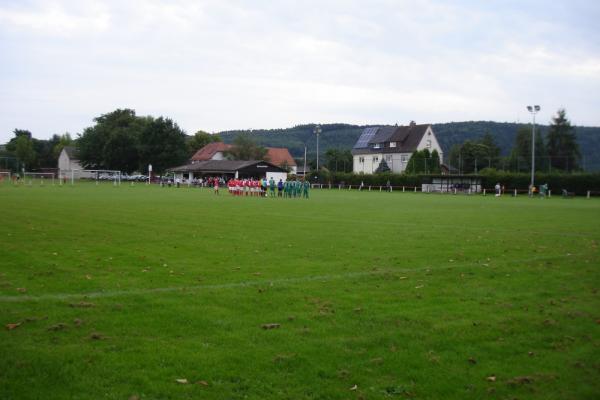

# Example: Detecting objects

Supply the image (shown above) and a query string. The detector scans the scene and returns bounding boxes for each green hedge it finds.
[478,170,600,195]
[312,171,423,187]
[311,170,600,194]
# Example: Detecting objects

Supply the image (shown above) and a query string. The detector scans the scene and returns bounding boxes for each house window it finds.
[373,157,379,162]
[390,142,397,148]
[386,155,392,162]
[401,155,407,163]
[373,143,381,149]
[359,157,364,163]
[426,140,432,148]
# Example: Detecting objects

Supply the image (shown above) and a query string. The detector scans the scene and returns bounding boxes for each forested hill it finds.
[219,121,600,171]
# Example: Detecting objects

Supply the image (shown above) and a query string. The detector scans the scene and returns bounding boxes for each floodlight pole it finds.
[314,125,322,171]
[303,145,307,177]
[526,105,540,192]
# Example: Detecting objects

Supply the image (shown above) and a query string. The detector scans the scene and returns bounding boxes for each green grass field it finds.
[1,183,599,399]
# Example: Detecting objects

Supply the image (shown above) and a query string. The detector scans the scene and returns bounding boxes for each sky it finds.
[1,0,599,143]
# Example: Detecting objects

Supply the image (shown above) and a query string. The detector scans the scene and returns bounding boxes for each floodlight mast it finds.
[526,105,540,193]
[314,125,322,171]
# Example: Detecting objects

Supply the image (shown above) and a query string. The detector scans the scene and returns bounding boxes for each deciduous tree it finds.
[14,135,36,168]
[225,135,267,161]
[187,131,222,155]
[78,109,147,171]
[138,117,188,173]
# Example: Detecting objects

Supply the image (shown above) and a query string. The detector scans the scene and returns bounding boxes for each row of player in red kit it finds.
[227,178,265,196]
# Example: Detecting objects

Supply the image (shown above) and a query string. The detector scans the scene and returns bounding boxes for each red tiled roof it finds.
[265,147,296,167]
[191,143,296,167]
[190,142,232,161]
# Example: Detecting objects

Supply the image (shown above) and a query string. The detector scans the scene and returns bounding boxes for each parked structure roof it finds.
[169,160,286,175]
[265,147,296,167]
[190,142,231,162]
[62,146,80,160]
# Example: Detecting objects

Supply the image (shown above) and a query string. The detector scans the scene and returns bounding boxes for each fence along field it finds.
[0,183,599,399]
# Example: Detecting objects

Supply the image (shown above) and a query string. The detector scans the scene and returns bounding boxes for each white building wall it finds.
[416,126,444,163]
[384,153,413,173]
[355,152,416,174]
[211,151,225,160]
[57,149,95,179]
[267,172,287,183]
[353,155,364,173]
[353,154,384,174]
[58,151,71,173]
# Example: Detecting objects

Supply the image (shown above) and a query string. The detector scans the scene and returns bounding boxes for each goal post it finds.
[64,169,122,185]
[0,171,11,184]
[23,172,55,185]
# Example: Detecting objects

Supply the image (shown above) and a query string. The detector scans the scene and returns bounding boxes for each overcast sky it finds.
[1,0,599,143]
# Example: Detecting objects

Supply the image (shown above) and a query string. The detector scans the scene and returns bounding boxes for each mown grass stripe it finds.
[0,253,579,303]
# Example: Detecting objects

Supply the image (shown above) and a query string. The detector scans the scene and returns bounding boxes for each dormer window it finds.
[373,143,381,149]
[389,142,397,148]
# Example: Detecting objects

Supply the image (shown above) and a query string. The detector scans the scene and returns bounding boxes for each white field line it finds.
[0,253,583,303]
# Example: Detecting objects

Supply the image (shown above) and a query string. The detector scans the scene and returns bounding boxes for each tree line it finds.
[447,109,581,174]
[0,107,586,175]
[1,130,74,171]
[1,109,223,174]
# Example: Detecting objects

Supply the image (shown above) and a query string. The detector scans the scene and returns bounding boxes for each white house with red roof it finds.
[190,142,231,163]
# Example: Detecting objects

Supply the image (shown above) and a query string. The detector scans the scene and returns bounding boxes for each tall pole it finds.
[303,145,307,177]
[531,113,535,188]
[527,105,540,192]
[314,125,321,171]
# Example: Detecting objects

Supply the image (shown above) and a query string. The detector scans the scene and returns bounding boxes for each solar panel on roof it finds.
[353,127,379,149]
[368,126,396,145]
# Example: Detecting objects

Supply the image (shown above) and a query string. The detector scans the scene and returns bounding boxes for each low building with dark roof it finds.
[351,121,443,174]
[190,143,297,173]
[169,160,288,182]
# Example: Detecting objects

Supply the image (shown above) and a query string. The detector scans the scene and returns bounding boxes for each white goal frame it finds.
[64,169,122,185]
[24,172,55,185]
[0,171,11,184]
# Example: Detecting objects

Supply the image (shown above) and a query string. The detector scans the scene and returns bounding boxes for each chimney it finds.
[409,120,416,127]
